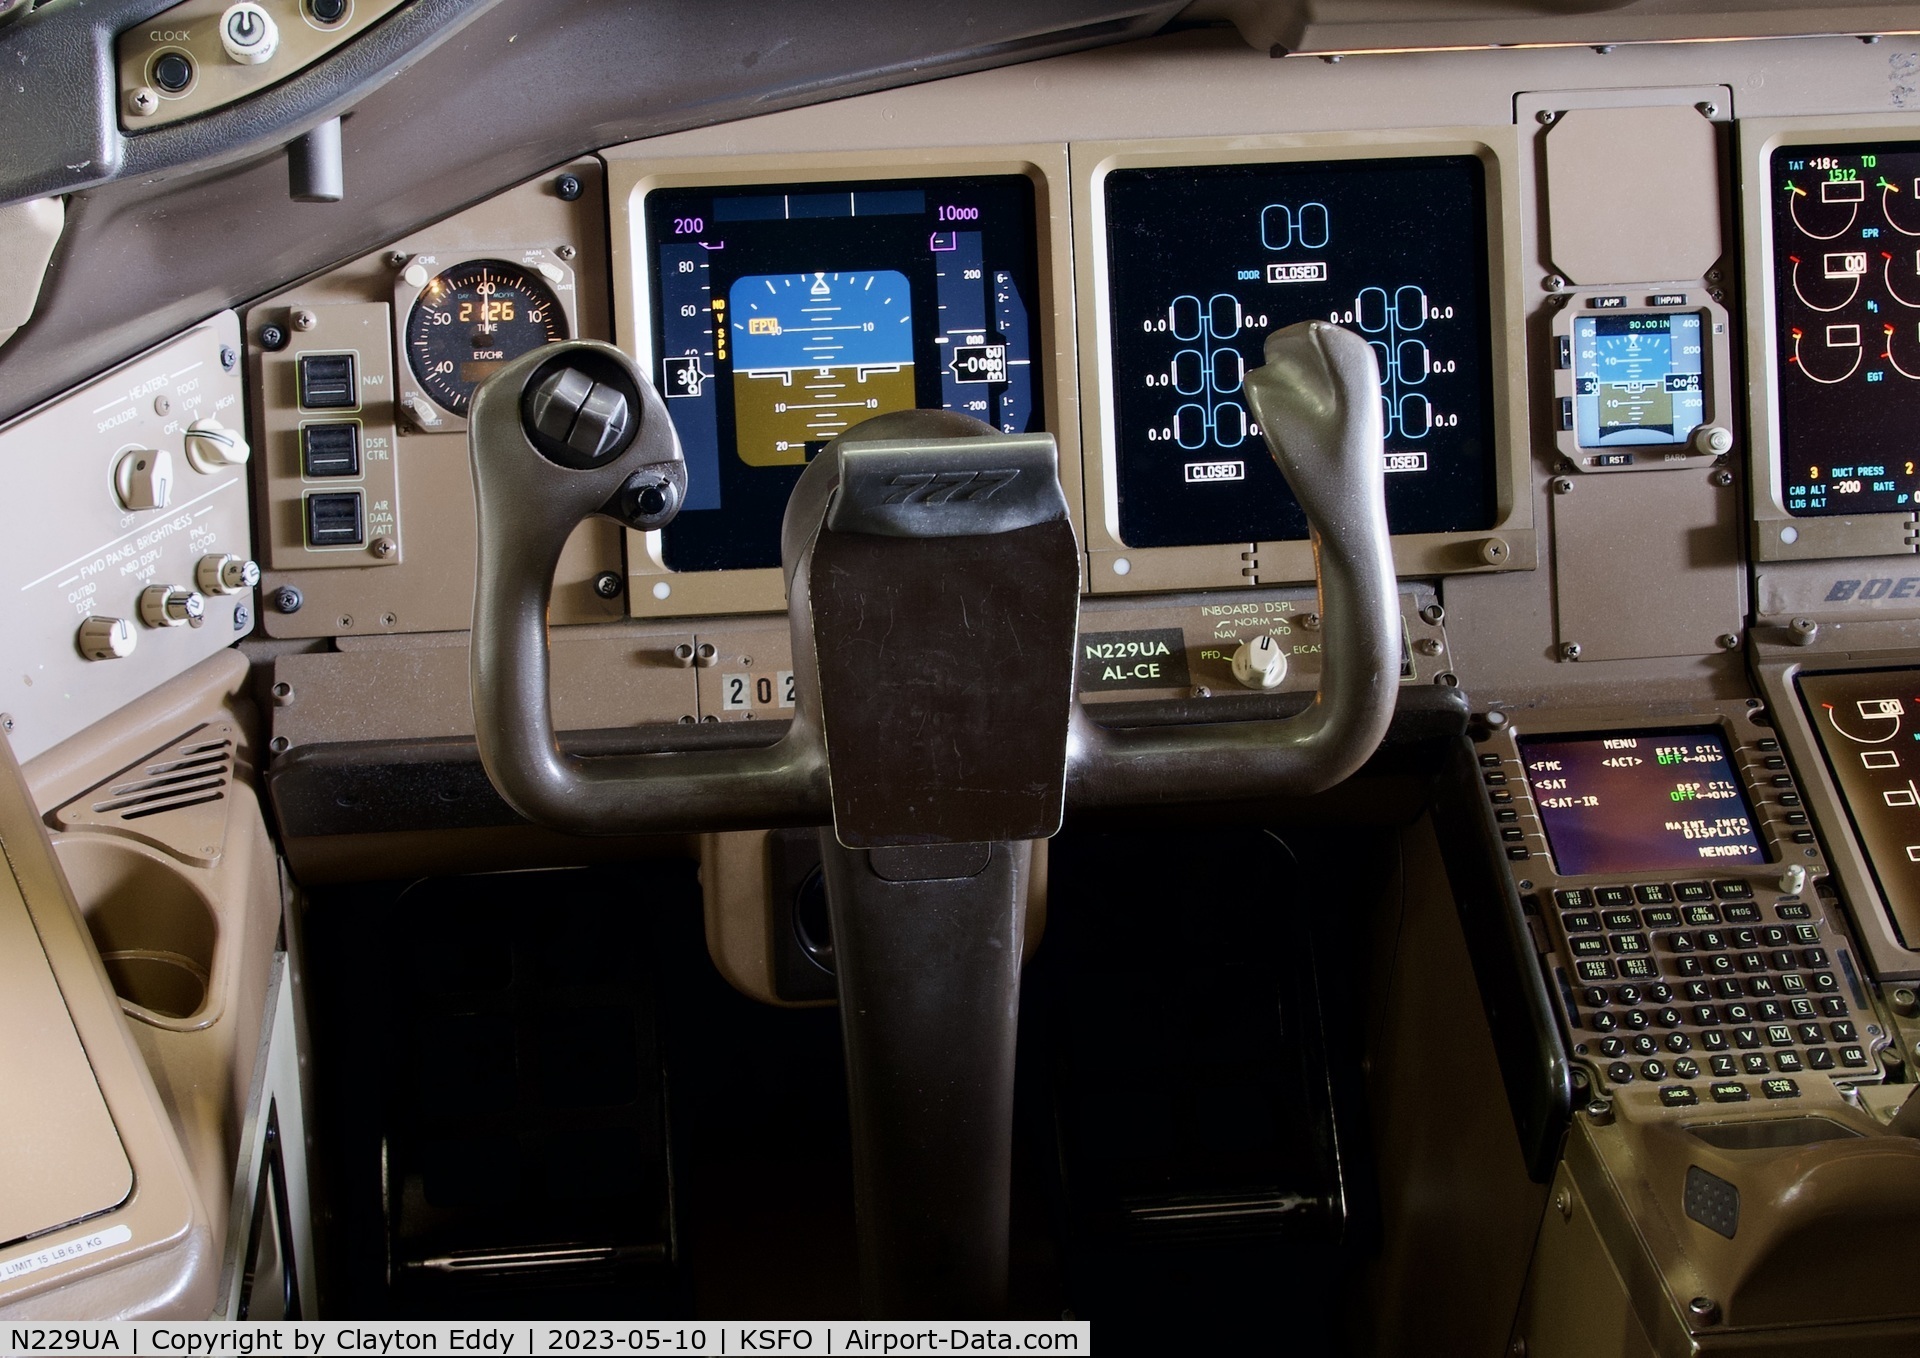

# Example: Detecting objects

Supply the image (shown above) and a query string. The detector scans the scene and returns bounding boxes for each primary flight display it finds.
[644,175,1043,572]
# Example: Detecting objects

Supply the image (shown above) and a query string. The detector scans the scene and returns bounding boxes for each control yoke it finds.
[468,323,1397,1317]
[468,322,1399,835]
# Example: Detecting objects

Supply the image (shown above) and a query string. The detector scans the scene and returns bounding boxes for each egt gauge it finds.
[392,251,578,430]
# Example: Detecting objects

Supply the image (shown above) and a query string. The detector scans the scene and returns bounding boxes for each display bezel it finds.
[1756,652,1920,981]
[1497,707,1795,884]
[1742,115,1920,563]
[388,248,579,437]
[1072,129,1533,595]
[1549,289,1732,472]
[606,145,1073,619]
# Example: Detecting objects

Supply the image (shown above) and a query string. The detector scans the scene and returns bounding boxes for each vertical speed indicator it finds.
[403,259,569,416]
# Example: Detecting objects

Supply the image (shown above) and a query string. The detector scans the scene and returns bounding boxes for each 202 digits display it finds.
[1571,312,1706,448]
[644,176,1043,572]
[1771,141,1920,515]
[1519,730,1767,876]
[1103,155,1498,547]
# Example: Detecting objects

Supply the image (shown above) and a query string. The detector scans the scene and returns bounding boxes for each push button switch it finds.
[302,422,361,477]
[298,352,358,409]
[306,491,365,546]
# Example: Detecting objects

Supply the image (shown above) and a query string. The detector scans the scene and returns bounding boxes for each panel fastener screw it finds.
[1711,468,1734,486]
[1300,612,1321,630]
[1414,637,1443,656]
[370,536,397,558]
[1688,1297,1721,1326]
[1553,476,1575,494]
[0,713,13,733]
[1553,1188,1572,1219]
[259,324,288,351]
[127,87,160,117]
[1718,633,1741,650]
[1544,274,1567,291]
[219,345,237,371]
[1419,603,1444,625]
[1536,109,1557,125]
[388,251,408,266]
[555,173,583,201]
[556,244,577,260]
[1585,1098,1613,1125]
[1561,642,1582,661]
[291,308,318,332]
[272,585,303,614]
[593,571,623,599]
[1697,101,1719,117]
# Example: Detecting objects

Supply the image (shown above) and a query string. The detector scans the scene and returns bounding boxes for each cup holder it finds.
[53,836,219,1027]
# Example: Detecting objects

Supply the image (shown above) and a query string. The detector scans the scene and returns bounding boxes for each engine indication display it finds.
[1572,312,1706,448]
[403,259,569,416]
[1519,730,1767,876]
[1796,669,1920,948]
[1102,155,1497,547]
[645,176,1042,573]
[1771,142,1920,515]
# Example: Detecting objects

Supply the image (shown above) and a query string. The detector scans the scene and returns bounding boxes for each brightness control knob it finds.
[219,2,278,64]
[139,585,206,629]
[1231,634,1289,690]
[184,418,251,472]
[77,617,138,661]
[196,554,259,596]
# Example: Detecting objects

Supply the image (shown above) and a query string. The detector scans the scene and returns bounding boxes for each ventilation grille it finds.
[89,737,232,821]
[55,722,239,867]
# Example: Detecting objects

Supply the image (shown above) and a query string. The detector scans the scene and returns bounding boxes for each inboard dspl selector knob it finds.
[1231,634,1289,690]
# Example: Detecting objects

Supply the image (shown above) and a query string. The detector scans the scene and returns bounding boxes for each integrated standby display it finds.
[1101,154,1498,547]
[644,175,1044,572]
[1519,730,1768,876]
